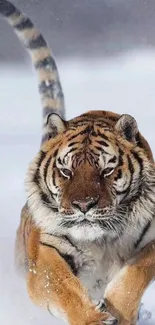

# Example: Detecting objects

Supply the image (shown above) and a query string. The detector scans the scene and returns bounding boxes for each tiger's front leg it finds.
[27,226,116,325]
[103,241,155,325]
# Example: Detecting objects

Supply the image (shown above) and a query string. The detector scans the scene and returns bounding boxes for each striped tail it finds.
[0,0,65,133]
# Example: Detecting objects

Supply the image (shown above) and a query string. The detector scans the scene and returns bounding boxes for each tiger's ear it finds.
[115,114,138,142]
[42,113,67,142]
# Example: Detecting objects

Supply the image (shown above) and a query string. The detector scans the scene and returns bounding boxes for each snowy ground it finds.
[0,50,155,324]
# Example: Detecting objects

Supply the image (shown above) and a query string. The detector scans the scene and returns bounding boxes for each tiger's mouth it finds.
[59,214,126,241]
[58,206,128,239]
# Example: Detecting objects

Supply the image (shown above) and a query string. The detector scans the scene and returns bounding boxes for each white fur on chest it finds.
[79,257,122,300]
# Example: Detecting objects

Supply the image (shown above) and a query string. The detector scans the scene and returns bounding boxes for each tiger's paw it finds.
[102,318,118,325]
[94,313,118,325]
[74,301,117,325]
[95,299,106,312]
[94,299,118,325]
[100,311,118,325]
[89,314,118,325]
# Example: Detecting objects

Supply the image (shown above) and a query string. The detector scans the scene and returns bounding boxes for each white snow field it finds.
[0,50,155,324]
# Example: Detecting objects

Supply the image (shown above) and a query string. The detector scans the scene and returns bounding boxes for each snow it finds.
[0,50,155,324]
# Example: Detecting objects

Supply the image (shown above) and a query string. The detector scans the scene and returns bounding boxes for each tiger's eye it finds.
[60,168,72,179]
[103,167,114,177]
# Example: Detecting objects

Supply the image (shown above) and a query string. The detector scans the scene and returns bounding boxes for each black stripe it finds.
[90,129,97,136]
[68,132,81,141]
[68,141,78,147]
[67,127,92,141]
[96,140,109,147]
[35,56,57,70]
[14,18,33,30]
[79,127,92,135]
[40,242,77,275]
[121,155,134,199]
[70,122,88,129]
[0,0,19,16]
[114,169,122,181]
[60,254,77,275]
[53,148,59,158]
[27,35,47,49]
[108,115,119,121]
[52,169,56,187]
[127,155,134,174]
[134,220,151,249]
[62,235,80,251]
[40,192,51,205]
[57,157,63,165]
[39,80,55,97]
[40,192,58,212]
[97,130,109,141]
[40,81,63,100]
[40,241,60,253]
[81,136,91,145]
[118,148,124,167]
[135,132,145,149]
[45,234,80,251]
[95,123,108,128]
[33,151,46,184]
[95,146,108,154]
[64,147,78,158]
[43,155,52,181]
[116,156,133,196]
[131,151,143,174]
[90,150,100,157]
[87,152,99,165]
[108,156,117,163]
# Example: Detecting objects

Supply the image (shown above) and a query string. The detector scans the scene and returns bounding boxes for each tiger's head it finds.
[26,111,155,242]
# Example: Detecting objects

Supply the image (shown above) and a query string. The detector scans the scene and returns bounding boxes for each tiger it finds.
[1,1,155,325]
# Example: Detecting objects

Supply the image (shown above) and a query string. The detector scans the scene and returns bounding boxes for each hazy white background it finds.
[0,50,155,324]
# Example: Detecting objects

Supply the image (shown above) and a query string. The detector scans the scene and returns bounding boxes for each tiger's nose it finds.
[72,196,99,213]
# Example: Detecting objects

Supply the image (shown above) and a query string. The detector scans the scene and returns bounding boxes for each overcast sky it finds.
[0,0,155,62]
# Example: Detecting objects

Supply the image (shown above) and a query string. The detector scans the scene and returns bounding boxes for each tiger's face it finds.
[26,111,155,241]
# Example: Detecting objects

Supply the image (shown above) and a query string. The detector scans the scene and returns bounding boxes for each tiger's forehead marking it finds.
[64,123,116,145]
[56,124,119,170]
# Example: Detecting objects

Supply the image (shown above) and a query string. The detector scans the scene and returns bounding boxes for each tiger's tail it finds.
[0,0,65,134]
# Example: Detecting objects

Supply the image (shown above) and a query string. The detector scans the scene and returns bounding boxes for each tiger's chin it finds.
[67,224,104,241]
[66,222,116,242]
